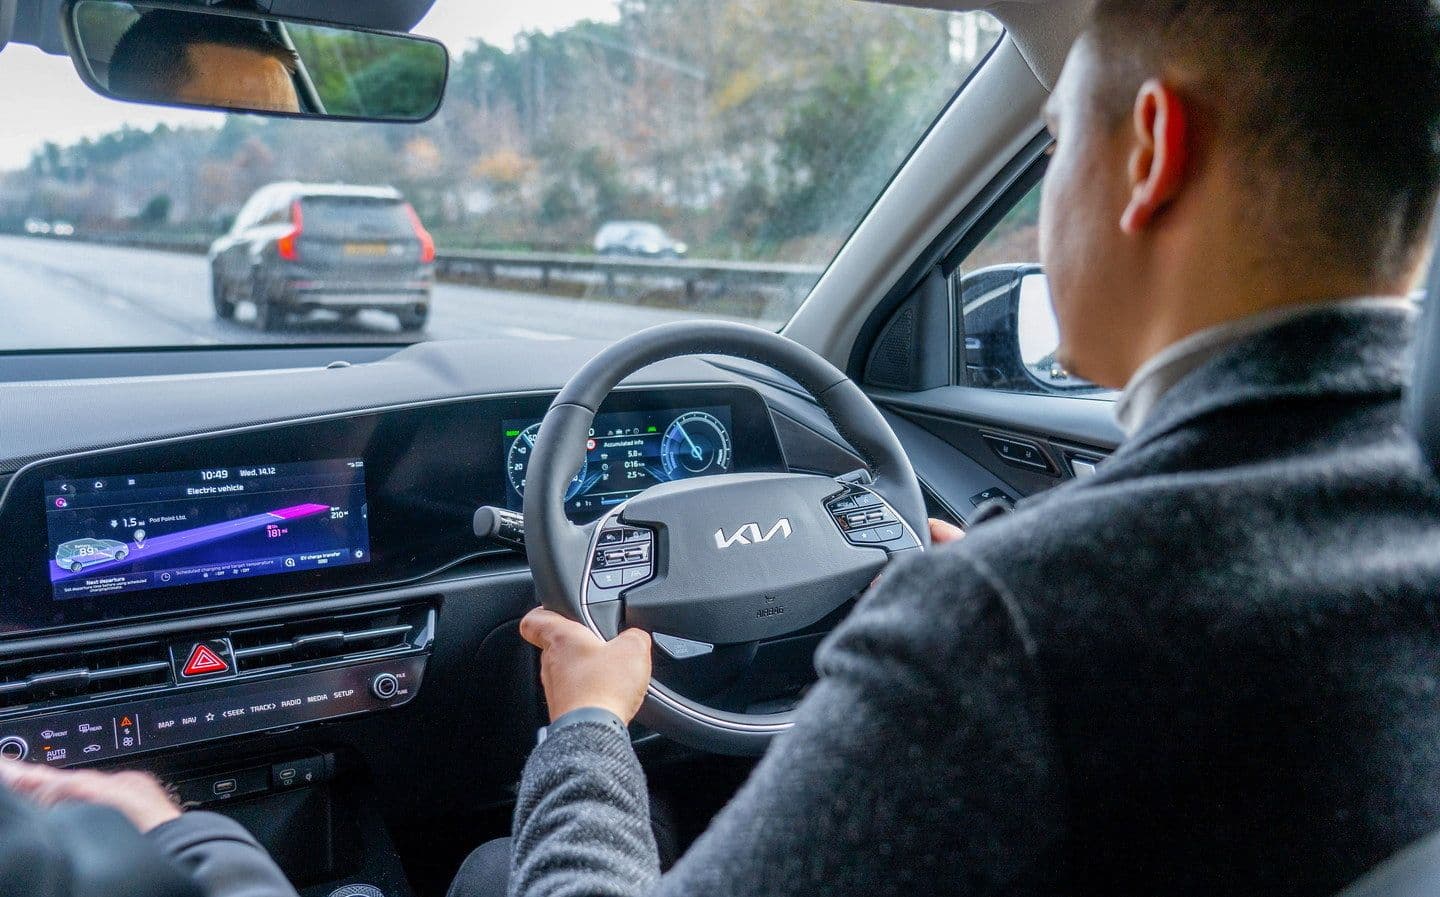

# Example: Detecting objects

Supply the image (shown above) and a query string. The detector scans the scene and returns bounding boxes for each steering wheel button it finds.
[623,528,650,542]
[828,496,856,511]
[590,569,624,590]
[621,565,650,585]
[599,530,625,545]
[874,524,904,542]
[849,527,880,544]
[852,492,882,508]
[652,633,714,660]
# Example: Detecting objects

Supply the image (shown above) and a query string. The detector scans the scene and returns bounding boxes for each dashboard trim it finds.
[0,381,735,490]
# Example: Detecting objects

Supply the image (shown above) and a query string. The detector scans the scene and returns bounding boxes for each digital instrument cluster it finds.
[504,405,734,518]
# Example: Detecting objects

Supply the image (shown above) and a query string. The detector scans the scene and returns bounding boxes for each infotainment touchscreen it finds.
[43,459,370,600]
[504,405,733,519]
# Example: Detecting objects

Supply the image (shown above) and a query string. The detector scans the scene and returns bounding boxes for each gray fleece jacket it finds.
[509,304,1440,897]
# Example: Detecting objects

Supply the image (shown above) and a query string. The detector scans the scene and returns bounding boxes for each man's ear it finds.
[1120,78,1190,234]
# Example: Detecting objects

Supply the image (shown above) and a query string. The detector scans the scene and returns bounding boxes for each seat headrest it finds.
[1406,231,1440,471]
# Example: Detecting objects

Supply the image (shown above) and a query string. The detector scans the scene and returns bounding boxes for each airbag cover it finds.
[619,473,885,644]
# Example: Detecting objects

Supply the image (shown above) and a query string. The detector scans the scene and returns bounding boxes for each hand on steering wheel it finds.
[520,607,652,723]
[521,516,964,728]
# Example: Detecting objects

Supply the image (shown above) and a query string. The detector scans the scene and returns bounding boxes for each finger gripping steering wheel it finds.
[525,321,928,754]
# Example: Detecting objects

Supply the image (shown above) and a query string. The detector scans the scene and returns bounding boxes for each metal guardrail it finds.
[17,230,825,304]
[435,249,824,302]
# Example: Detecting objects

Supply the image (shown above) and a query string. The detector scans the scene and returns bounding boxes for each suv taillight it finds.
[276,200,303,261]
[405,203,435,264]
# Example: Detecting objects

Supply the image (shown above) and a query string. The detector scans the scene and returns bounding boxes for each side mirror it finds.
[958,264,1085,392]
[62,0,448,122]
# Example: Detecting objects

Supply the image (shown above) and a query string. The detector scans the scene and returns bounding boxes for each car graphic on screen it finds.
[55,538,129,573]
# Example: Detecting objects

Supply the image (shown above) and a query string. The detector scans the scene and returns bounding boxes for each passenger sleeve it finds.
[509,547,1068,897]
[0,789,203,897]
[147,811,299,897]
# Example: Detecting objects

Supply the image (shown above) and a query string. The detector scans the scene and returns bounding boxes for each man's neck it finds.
[1114,294,1413,434]
[1122,270,1409,385]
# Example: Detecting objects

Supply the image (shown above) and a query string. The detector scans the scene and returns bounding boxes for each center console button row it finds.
[0,656,428,768]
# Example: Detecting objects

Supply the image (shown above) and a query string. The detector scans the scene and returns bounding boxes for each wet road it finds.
[0,236,769,350]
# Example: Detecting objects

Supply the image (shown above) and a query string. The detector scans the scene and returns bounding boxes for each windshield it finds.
[0,2,1001,350]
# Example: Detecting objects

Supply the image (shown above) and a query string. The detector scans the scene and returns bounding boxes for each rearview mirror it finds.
[62,0,448,122]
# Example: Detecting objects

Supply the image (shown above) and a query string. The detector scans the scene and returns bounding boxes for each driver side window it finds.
[964,181,1041,272]
[954,178,1109,396]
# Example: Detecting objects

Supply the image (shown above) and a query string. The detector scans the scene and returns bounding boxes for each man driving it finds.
[459,1,1440,895]
[9,1,1440,896]
[106,8,302,114]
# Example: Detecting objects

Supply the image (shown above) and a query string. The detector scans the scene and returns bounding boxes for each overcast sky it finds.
[0,0,617,167]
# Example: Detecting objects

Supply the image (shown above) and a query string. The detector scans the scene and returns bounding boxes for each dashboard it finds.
[0,381,784,788]
[0,337,1051,894]
[0,337,914,895]
[0,384,784,639]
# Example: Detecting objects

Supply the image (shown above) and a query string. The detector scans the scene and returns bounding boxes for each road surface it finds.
[0,236,777,351]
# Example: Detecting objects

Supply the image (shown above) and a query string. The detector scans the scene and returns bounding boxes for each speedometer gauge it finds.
[661,412,732,478]
[507,422,588,500]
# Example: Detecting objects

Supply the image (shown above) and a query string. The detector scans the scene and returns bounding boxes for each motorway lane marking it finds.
[0,238,221,346]
[499,327,572,341]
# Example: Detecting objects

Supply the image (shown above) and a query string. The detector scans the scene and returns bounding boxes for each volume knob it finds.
[0,736,29,761]
[370,673,400,700]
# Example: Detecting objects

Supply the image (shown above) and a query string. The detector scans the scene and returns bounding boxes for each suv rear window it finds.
[301,198,413,239]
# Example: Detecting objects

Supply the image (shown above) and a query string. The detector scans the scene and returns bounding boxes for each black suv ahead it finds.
[209,183,436,332]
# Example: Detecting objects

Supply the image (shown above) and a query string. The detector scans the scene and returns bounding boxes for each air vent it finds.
[0,641,172,712]
[228,604,431,676]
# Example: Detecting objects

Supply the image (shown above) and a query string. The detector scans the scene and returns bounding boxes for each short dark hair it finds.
[107,9,298,101]
[1086,0,1440,282]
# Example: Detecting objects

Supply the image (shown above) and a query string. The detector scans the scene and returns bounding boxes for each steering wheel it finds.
[524,321,929,754]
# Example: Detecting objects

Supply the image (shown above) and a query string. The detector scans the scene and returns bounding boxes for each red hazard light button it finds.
[173,639,235,679]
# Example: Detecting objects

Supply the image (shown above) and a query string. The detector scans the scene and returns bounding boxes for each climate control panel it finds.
[0,655,426,768]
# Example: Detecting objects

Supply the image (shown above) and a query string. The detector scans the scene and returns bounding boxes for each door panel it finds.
[870,385,1121,523]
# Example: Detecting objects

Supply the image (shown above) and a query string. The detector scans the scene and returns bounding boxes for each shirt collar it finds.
[1114,297,1415,435]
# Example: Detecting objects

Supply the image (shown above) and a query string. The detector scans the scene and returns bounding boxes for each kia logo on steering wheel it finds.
[714,518,793,549]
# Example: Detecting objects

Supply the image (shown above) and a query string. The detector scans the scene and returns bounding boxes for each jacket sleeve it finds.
[509,547,1068,897]
[147,811,299,897]
[0,789,203,897]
